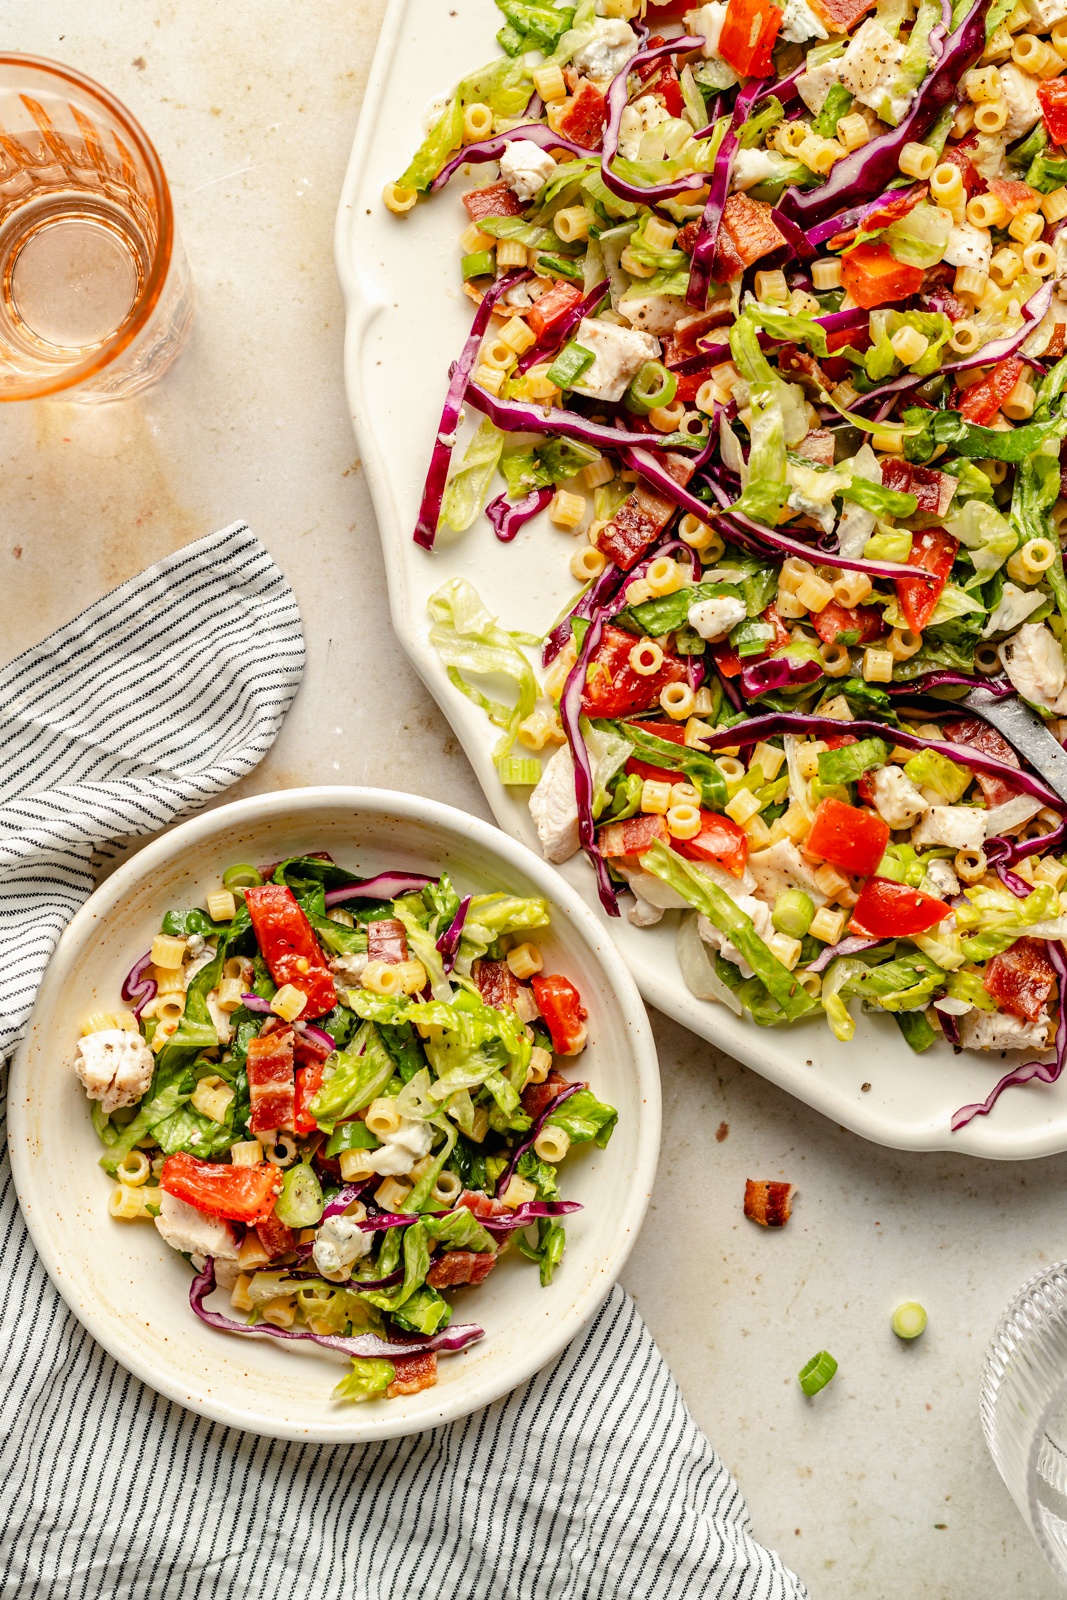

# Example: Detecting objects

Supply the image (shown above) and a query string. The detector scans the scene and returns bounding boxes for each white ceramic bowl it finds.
[8,787,659,1441]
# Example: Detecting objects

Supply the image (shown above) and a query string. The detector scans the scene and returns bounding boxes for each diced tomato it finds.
[804,796,889,878]
[244,884,337,1018]
[520,1071,569,1121]
[711,601,788,679]
[556,78,607,149]
[581,623,686,718]
[716,194,786,274]
[367,916,408,964]
[426,1250,497,1288]
[461,181,524,223]
[943,716,1021,808]
[626,719,687,744]
[530,973,587,1055]
[1038,78,1067,148]
[808,0,874,28]
[160,1151,281,1225]
[983,937,1057,1022]
[293,1057,326,1135]
[595,482,679,571]
[256,1211,297,1260]
[673,368,714,402]
[472,957,521,1012]
[526,280,583,340]
[939,145,986,199]
[958,355,1025,426]
[718,0,782,77]
[247,1025,296,1136]
[894,527,958,634]
[676,809,749,877]
[880,457,957,517]
[847,876,950,939]
[841,243,924,310]
[625,756,682,788]
[641,63,685,118]
[387,1350,437,1397]
[811,600,885,647]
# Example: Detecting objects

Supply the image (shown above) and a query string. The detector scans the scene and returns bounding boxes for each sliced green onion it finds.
[624,359,677,416]
[274,1162,324,1229]
[772,889,815,940]
[798,1350,838,1396]
[325,1121,381,1158]
[546,341,595,390]
[497,755,542,785]
[534,253,584,282]
[891,1301,928,1340]
[462,250,496,280]
[223,863,263,889]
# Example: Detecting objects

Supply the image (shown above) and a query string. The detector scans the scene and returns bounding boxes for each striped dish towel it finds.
[0,524,806,1599]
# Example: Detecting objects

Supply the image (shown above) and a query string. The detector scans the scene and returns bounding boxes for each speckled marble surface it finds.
[4,4,1067,1595]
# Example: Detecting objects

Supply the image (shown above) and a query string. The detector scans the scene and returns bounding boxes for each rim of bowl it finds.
[8,785,661,1441]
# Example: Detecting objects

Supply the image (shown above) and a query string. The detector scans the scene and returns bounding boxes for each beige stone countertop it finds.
[4,4,1067,1596]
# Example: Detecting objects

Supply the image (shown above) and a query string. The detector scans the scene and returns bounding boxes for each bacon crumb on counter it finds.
[744,1180,795,1228]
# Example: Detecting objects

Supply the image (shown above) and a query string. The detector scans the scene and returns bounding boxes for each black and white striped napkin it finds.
[0,523,806,1599]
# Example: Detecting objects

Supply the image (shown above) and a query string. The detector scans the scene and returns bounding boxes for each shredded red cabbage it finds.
[241,993,273,1013]
[481,1199,583,1232]
[806,934,881,974]
[516,280,608,374]
[687,78,766,310]
[688,306,868,373]
[465,381,699,454]
[498,1080,584,1191]
[985,819,1067,868]
[293,1021,335,1056]
[778,0,987,227]
[943,281,1053,374]
[995,862,1033,899]
[560,614,620,915]
[189,1258,484,1357]
[935,1002,962,1048]
[323,872,436,906]
[886,671,1013,698]
[430,122,587,193]
[601,37,706,207]
[486,486,554,542]
[951,941,1067,1131]
[690,711,1067,812]
[435,892,471,973]
[121,950,157,1020]
[414,270,527,549]
[543,560,626,666]
[740,654,823,697]
[321,1181,374,1220]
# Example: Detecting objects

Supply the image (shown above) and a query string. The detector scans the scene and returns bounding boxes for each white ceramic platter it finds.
[335,0,1067,1160]
[8,788,659,1441]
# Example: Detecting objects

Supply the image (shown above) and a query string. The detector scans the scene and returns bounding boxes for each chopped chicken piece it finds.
[155,1192,239,1260]
[911,806,987,852]
[869,766,929,830]
[530,744,580,863]
[74,1028,154,1115]
[958,1008,1050,1052]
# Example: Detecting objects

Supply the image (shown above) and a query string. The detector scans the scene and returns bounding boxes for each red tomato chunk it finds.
[894,527,958,634]
[841,243,923,310]
[848,877,949,939]
[530,973,587,1055]
[676,809,749,877]
[243,883,337,1018]
[581,624,687,717]
[160,1151,281,1224]
[804,796,889,879]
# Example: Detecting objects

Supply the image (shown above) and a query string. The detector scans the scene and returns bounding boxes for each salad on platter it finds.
[386,0,1067,1129]
[73,854,615,1403]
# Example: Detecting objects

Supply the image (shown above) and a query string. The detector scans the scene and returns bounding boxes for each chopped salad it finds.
[75,855,614,1402]
[389,0,1067,1130]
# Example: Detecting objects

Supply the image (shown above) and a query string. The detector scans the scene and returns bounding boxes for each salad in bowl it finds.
[385,0,1067,1128]
[74,850,615,1404]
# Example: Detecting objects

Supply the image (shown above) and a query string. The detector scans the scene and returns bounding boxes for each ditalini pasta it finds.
[396,0,1067,1130]
[73,854,615,1403]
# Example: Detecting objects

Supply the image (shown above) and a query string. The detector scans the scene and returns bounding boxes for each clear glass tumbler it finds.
[0,54,193,401]
[982,1262,1067,1586]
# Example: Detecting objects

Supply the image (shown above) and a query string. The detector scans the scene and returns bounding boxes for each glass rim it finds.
[0,52,174,400]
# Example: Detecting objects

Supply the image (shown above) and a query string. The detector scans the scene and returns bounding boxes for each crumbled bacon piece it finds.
[246,1025,296,1136]
[808,0,875,29]
[459,1187,512,1221]
[983,938,1057,1022]
[880,457,957,517]
[1047,323,1067,360]
[712,194,786,283]
[776,342,830,395]
[744,1179,795,1228]
[675,220,701,256]
[472,957,521,1012]
[367,917,408,964]
[598,813,669,860]
[520,1069,574,1120]
[255,1211,297,1260]
[386,1349,438,1397]
[987,177,1033,214]
[462,181,524,222]
[426,1251,497,1288]
[943,716,1022,808]
[595,482,679,570]
[937,144,986,199]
